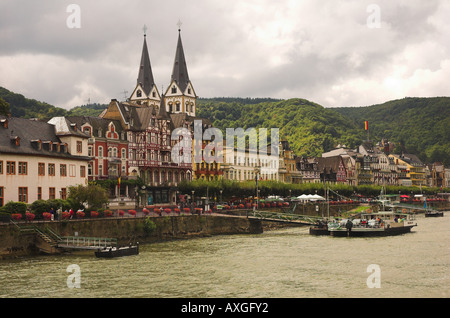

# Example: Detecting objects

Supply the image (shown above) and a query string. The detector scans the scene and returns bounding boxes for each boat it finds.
[309,220,330,235]
[425,210,444,217]
[327,211,417,237]
[95,243,139,258]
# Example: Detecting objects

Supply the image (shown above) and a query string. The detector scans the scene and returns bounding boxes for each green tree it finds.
[0,97,10,116]
[68,184,109,210]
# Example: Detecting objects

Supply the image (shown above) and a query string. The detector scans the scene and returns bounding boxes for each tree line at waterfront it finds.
[178,179,449,201]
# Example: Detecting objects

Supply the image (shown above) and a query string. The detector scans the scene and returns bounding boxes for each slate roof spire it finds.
[157,94,170,120]
[137,32,155,96]
[171,27,190,93]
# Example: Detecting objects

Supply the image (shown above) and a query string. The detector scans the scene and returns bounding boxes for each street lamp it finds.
[220,189,223,203]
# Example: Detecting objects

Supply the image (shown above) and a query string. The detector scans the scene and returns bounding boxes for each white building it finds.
[0,116,90,206]
[221,143,280,182]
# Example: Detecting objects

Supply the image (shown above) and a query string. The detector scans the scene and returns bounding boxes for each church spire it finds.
[157,94,170,120]
[171,25,190,93]
[137,30,155,96]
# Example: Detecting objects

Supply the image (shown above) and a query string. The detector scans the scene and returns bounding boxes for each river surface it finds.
[0,214,448,298]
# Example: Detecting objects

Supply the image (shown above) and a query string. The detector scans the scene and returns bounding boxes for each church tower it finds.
[164,25,197,116]
[129,28,161,107]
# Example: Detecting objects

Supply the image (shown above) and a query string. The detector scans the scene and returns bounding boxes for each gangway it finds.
[389,202,437,212]
[57,236,118,250]
[247,210,323,226]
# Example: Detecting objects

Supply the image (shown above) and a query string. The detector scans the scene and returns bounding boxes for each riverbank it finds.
[0,213,299,260]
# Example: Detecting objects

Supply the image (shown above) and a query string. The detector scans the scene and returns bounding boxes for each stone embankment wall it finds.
[0,215,276,259]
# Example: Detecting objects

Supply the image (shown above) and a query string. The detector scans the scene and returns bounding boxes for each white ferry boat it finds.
[327,211,417,237]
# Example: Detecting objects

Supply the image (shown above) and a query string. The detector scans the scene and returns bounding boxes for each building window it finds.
[88,164,93,176]
[83,127,91,136]
[18,162,27,175]
[77,141,82,153]
[0,161,3,174]
[18,187,28,203]
[176,103,180,112]
[88,146,93,157]
[98,164,103,176]
[80,166,86,178]
[37,187,42,200]
[49,187,56,200]
[171,86,177,94]
[137,89,142,97]
[48,164,55,176]
[98,146,103,157]
[0,187,3,207]
[69,164,76,177]
[6,161,15,175]
[38,163,45,176]
[121,148,126,159]
[60,164,67,177]
[61,188,67,200]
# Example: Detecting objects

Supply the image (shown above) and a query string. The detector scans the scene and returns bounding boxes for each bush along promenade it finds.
[178,179,450,200]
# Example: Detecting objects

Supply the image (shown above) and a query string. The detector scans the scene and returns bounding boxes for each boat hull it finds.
[309,227,330,236]
[425,212,444,217]
[329,225,415,237]
[95,245,139,258]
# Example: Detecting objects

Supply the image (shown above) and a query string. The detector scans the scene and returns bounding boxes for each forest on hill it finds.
[196,98,365,158]
[1,86,448,164]
[334,97,450,164]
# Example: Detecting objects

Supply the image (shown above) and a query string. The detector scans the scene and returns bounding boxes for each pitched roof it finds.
[171,31,190,92]
[0,115,89,160]
[317,156,345,173]
[156,95,171,120]
[137,35,156,96]
[64,116,126,136]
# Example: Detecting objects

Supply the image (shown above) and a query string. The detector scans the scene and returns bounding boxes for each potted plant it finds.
[76,210,85,219]
[194,207,203,214]
[43,212,52,220]
[118,210,125,217]
[103,210,113,217]
[25,212,35,222]
[90,211,99,218]
[62,211,70,220]
[143,208,150,216]
[128,210,137,216]
[11,213,22,221]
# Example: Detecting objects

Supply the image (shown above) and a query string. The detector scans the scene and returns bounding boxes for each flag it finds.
[365,121,368,131]
[118,176,121,189]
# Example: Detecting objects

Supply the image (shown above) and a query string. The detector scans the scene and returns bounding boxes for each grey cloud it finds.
[0,0,448,109]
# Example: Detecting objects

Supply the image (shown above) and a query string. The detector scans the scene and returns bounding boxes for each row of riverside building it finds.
[1,29,449,209]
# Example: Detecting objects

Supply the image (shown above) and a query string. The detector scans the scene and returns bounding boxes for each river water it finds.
[0,214,448,298]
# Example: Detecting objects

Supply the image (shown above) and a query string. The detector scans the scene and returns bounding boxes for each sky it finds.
[0,0,449,110]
